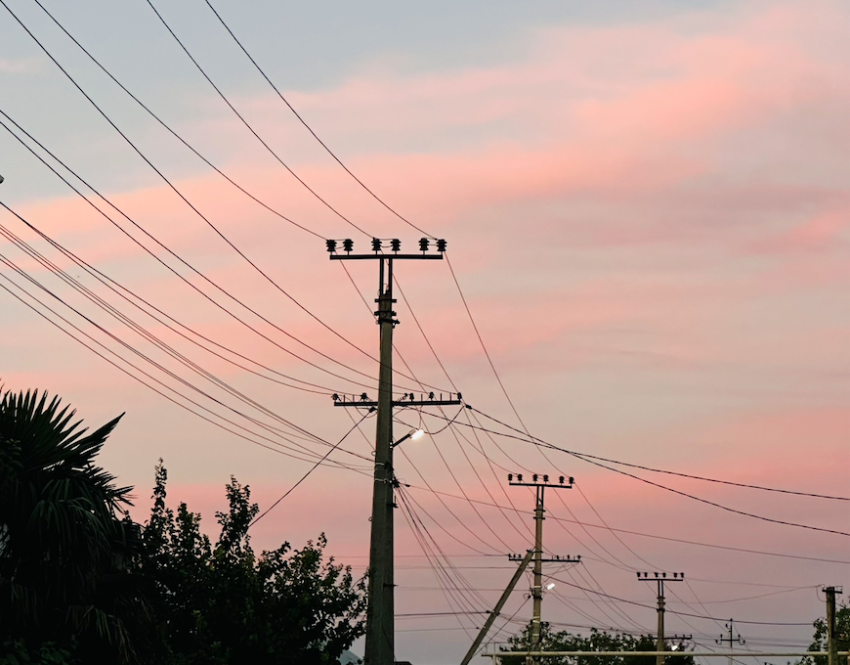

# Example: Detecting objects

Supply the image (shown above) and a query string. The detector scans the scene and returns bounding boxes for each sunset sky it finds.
[1,0,848,662]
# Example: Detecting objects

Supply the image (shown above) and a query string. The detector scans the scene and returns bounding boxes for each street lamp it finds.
[391,428,424,448]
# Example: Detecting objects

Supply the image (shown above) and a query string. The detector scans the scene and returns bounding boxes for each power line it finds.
[142,0,369,237]
[0,109,381,392]
[0,2,418,390]
[28,0,322,240]
[15,2,449,395]
[465,407,850,537]
[467,407,848,502]
[200,0,431,237]
[0,203,332,396]
[0,249,366,462]
[0,263,368,473]
[250,408,375,526]
[0,211,351,451]
[403,484,850,565]
[545,575,815,626]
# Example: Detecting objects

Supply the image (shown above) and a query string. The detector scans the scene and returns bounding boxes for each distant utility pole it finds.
[824,586,843,665]
[508,472,578,661]
[637,571,686,665]
[716,618,745,665]
[328,236,460,665]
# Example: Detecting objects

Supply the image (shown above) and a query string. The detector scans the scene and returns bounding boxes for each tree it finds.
[139,461,366,665]
[503,623,695,665]
[0,389,149,664]
[798,601,850,665]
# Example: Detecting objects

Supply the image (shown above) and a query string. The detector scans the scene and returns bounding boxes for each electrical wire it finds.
[12,4,450,395]
[0,109,380,392]
[0,2,428,391]
[250,408,375,526]
[0,212,352,451]
[0,249,373,466]
[0,264,367,474]
[464,408,850,537]
[544,574,816,626]
[402,484,850,565]
[142,0,370,237]
[200,0,431,237]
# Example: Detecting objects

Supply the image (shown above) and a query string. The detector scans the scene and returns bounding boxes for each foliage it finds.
[0,639,75,665]
[0,389,149,664]
[798,601,850,665]
[138,461,367,665]
[503,623,695,665]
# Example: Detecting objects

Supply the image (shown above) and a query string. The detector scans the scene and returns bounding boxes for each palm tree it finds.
[0,388,147,662]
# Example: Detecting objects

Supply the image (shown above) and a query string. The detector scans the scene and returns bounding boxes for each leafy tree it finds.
[0,389,149,664]
[139,461,366,665]
[503,623,694,665]
[798,601,850,665]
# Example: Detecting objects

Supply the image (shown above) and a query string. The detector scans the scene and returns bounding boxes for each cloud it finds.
[0,58,41,74]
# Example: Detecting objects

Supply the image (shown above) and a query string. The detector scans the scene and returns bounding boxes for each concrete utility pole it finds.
[716,618,745,665]
[328,237,459,665]
[460,550,535,665]
[508,473,578,662]
[637,571,685,665]
[825,586,843,665]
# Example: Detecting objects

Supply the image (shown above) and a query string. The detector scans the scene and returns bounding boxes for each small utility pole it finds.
[825,586,843,665]
[716,618,745,665]
[508,472,577,662]
[637,571,685,665]
[328,236,459,665]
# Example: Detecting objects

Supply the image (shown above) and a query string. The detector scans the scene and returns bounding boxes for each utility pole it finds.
[328,236,459,665]
[716,618,745,665]
[824,586,843,665]
[508,472,577,662]
[637,571,685,665]
[460,550,535,665]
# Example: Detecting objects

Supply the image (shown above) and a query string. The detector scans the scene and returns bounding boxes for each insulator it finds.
[360,392,368,401]
[517,474,523,482]
[543,474,549,482]
[569,476,574,484]
[428,392,435,400]
[326,239,337,253]
[371,238,381,252]
[508,473,513,481]
[636,572,641,579]
[343,238,354,252]
[436,238,447,252]
[533,474,538,482]
[391,238,401,252]
[332,393,339,401]
[419,238,429,252]
[409,393,415,401]
[457,392,462,400]
[559,476,565,484]
[680,572,685,579]
[663,572,667,578]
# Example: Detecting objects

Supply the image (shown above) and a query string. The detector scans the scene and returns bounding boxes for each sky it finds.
[1,0,848,662]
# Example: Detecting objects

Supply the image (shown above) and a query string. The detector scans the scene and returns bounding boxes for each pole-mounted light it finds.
[392,428,424,448]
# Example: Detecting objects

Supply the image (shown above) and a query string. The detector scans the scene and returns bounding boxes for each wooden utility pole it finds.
[329,237,459,665]
[508,473,577,662]
[637,572,685,665]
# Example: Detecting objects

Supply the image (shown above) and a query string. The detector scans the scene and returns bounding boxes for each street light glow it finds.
[411,429,425,440]
[546,583,555,591]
